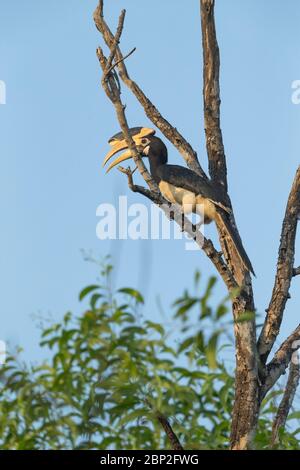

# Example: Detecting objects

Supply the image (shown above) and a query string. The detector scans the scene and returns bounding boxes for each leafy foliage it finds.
[0,266,299,450]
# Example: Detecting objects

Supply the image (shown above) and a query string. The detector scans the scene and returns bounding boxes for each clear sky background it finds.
[0,0,299,362]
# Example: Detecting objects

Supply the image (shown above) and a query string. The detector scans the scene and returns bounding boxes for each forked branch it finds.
[293,266,300,277]
[261,324,300,398]
[258,166,300,363]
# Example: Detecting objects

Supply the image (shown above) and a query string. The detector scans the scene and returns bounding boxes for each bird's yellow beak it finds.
[103,127,155,173]
[102,141,132,173]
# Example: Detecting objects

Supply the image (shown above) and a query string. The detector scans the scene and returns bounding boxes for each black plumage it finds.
[156,165,230,211]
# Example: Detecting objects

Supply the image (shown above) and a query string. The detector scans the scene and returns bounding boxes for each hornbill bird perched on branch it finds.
[103,127,255,275]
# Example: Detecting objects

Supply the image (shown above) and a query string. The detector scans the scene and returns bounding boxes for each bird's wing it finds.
[156,165,231,212]
[157,165,254,275]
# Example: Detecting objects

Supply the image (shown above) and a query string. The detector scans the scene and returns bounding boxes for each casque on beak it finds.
[103,127,155,173]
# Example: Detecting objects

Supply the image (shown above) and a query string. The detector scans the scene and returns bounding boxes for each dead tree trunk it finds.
[200,1,259,448]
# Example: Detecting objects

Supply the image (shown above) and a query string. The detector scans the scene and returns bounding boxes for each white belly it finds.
[158,181,216,221]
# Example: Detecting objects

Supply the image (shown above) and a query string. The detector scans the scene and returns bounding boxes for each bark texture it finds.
[271,358,300,446]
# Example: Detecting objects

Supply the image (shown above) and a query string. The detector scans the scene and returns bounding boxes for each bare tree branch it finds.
[103,9,126,75]
[271,356,300,447]
[97,42,158,193]
[200,0,227,191]
[94,1,206,179]
[144,398,184,450]
[156,412,184,451]
[117,166,162,203]
[261,324,300,398]
[200,0,254,287]
[105,47,136,76]
[293,266,300,277]
[258,166,300,363]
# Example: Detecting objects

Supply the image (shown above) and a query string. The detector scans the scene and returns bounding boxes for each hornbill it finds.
[103,127,254,275]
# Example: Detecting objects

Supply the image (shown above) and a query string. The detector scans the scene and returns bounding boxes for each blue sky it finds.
[0,0,299,361]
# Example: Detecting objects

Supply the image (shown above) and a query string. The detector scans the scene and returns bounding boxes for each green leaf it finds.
[90,293,103,310]
[118,288,144,304]
[288,411,300,420]
[178,336,195,354]
[206,331,221,369]
[145,321,165,336]
[194,270,201,287]
[216,304,228,320]
[79,285,100,301]
[196,331,205,353]
[199,276,217,319]
[174,298,198,318]
[122,326,147,336]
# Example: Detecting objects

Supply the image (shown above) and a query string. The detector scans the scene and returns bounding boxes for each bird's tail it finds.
[215,210,255,276]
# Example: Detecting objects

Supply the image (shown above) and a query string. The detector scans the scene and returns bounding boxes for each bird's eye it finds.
[141,138,148,145]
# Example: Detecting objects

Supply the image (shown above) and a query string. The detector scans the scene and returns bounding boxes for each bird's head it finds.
[103,127,167,173]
